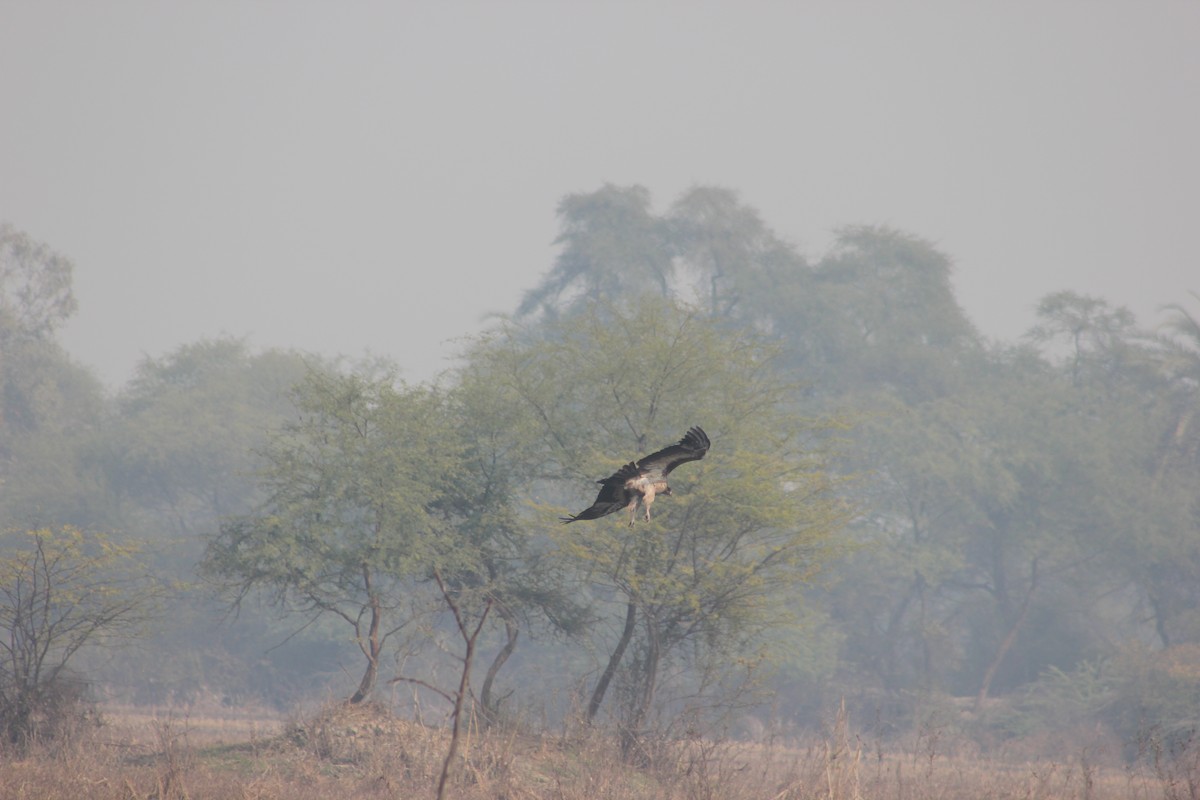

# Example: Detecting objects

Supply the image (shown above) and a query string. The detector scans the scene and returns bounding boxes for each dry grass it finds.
[98,703,284,748]
[0,702,1197,800]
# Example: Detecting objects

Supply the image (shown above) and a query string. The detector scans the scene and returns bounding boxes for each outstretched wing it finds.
[635,426,710,481]
[560,463,640,523]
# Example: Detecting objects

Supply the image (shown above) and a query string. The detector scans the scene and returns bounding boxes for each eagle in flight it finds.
[561,426,710,526]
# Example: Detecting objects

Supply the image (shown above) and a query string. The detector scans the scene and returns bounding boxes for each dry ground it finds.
[0,702,1197,800]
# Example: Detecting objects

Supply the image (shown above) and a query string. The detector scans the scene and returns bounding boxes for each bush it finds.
[0,670,97,753]
[1106,644,1200,759]
[0,527,166,753]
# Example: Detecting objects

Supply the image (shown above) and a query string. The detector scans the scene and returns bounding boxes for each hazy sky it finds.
[2,2,1197,388]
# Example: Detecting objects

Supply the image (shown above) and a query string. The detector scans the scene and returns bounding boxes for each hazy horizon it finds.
[2,2,1197,388]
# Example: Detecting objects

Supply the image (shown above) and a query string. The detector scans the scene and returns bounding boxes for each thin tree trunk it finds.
[881,577,919,691]
[349,565,382,704]
[1153,408,1193,488]
[434,571,492,800]
[621,618,660,762]
[479,610,519,724]
[974,558,1038,712]
[916,571,933,691]
[1146,584,1172,649]
[587,600,637,723]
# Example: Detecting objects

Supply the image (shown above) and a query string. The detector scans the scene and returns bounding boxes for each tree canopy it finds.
[460,297,851,741]
[1,190,1198,754]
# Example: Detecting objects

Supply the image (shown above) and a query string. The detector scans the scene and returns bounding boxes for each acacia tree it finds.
[462,298,851,751]
[203,368,466,703]
[437,369,589,722]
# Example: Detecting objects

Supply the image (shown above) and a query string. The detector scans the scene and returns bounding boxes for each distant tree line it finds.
[2,186,1198,754]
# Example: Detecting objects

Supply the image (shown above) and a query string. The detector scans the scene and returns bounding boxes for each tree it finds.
[461,297,851,752]
[203,358,583,715]
[1135,296,1200,649]
[667,186,794,320]
[102,338,314,539]
[0,338,107,528]
[1155,292,1200,481]
[0,224,103,529]
[800,225,982,400]
[438,367,589,722]
[0,223,76,344]
[823,391,982,694]
[1092,293,1200,649]
[822,328,1157,713]
[1027,291,1147,388]
[517,184,673,319]
[431,569,492,800]
[86,339,326,708]
[203,368,465,703]
[1023,293,1200,651]
[0,526,166,750]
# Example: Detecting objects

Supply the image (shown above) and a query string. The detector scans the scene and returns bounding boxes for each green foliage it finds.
[830,347,1141,699]
[0,223,76,343]
[461,297,852,736]
[445,361,592,636]
[0,339,107,527]
[102,338,315,539]
[206,369,456,600]
[517,184,673,319]
[803,226,981,399]
[4,189,1200,755]
[1027,660,1115,727]
[667,186,799,320]
[1106,644,1200,753]
[203,367,513,703]
[0,228,97,525]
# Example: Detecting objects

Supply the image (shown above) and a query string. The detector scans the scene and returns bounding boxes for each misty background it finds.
[2,2,1197,386]
[3,0,1200,761]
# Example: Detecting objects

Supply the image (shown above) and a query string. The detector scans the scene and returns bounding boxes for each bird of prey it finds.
[561,426,710,526]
